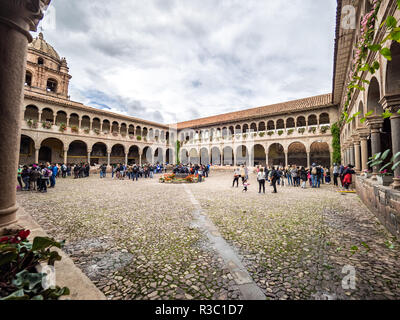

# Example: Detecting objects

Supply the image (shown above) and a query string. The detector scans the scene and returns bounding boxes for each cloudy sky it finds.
[35,0,337,124]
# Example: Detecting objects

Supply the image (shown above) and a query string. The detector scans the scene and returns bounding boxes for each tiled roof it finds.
[176,94,333,129]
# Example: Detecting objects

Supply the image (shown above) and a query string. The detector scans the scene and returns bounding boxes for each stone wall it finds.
[356,176,400,239]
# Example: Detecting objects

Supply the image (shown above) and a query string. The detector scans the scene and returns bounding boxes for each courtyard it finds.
[16,171,400,300]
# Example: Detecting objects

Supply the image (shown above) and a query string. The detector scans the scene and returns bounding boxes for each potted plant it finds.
[320,126,330,134]
[83,128,90,134]
[71,125,79,133]
[367,149,400,186]
[42,121,52,129]
[259,132,265,137]
[287,129,294,135]
[0,229,69,300]
[137,135,142,141]
[94,128,100,135]
[298,128,305,134]
[278,130,284,136]
[267,131,274,136]
[308,127,316,134]
[59,123,67,132]
[129,134,135,139]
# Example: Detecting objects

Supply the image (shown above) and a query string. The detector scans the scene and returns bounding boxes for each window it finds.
[25,72,32,86]
[46,79,58,93]
[38,57,44,65]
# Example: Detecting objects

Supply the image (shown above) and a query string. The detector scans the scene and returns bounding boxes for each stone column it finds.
[284,151,288,168]
[87,151,91,165]
[354,140,361,172]
[35,148,40,164]
[100,121,103,132]
[220,153,223,166]
[38,111,42,123]
[125,152,128,166]
[66,116,70,127]
[367,118,383,179]
[79,118,82,129]
[389,112,400,189]
[107,152,111,167]
[0,0,50,227]
[89,120,93,131]
[307,152,311,168]
[53,114,57,125]
[139,152,142,166]
[63,149,68,164]
[349,144,355,166]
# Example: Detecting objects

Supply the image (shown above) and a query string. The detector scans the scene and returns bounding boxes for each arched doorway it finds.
[223,147,234,165]
[180,149,189,164]
[166,148,174,164]
[142,146,153,164]
[189,148,200,164]
[310,142,330,168]
[154,148,164,164]
[236,145,249,165]
[19,135,35,165]
[200,148,209,165]
[111,144,125,165]
[67,140,87,164]
[40,138,64,164]
[128,145,140,165]
[211,147,221,165]
[91,142,108,165]
[288,142,307,167]
[268,143,285,167]
[253,144,266,167]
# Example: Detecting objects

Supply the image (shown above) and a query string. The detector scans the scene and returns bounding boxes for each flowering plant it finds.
[42,121,52,129]
[298,128,305,134]
[58,123,67,132]
[71,125,79,133]
[0,229,69,300]
[94,128,100,135]
[83,128,90,134]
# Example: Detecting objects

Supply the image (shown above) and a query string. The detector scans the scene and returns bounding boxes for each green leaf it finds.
[391,31,400,42]
[398,0,400,10]
[382,110,393,118]
[366,111,374,117]
[368,44,381,51]
[386,16,397,29]
[13,270,44,290]
[0,251,18,267]
[360,63,370,71]
[32,237,61,251]
[361,242,370,251]
[360,117,367,124]
[392,161,400,171]
[392,152,400,161]
[380,162,393,172]
[372,61,380,70]
[31,295,44,300]
[0,289,28,300]
[374,152,382,160]
[380,47,392,61]
[381,149,391,161]
[47,250,62,266]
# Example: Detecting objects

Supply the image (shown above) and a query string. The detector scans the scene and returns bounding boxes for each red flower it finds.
[0,236,9,243]
[18,230,30,240]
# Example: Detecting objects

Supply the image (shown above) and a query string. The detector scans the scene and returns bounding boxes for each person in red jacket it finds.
[342,164,355,190]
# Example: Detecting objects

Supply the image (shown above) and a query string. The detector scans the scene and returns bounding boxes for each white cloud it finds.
[36,0,337,124]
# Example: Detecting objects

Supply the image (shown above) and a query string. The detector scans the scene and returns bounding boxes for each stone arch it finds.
[286,117,295,129]
[242,124,249,134]
[46,78,58,93]
[69,113,80,128]
[41,108,54,123]
[111,121,119,134]
[128,125,135,136]
[319,113,330,125]
[67,140,87,164]
[288,142,307,167]
[200,147,209,165]
[253,144,266,166]
[142,146,153,164]
[310,141,330,168]
[189,148,200,164]
[166,148,174,164]
[367,76,383,114]
[103,119,111,134]
[223,146,234,165]
[258,122,266,132]
[180,148,189,164]
[55,110,67,125]
[81,115,90,130]
[25,70,32,86]
[296,116,306,127]
[24,105,39,121]
[154,147,164,164]
[268,143,285,167]
[92,118,101,132]
[128,145,140,165]
[386,41,400,95]
[211,147,221,165]
[19,135,36,165]
[235,124,241,134]
[267,120,275,130]
[276,119,285,130]
[91,142,108,165]
[250,123,257,132]
[236,145,249,165]
[308,114,318,126]
[110,144,125,164]
[120,123,127,136]
[136,126,142,137]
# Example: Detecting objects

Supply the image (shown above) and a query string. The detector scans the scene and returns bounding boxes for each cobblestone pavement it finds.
[17,171,400,300]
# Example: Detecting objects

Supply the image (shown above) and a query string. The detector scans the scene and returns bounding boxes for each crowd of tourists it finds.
[97,163,166,180]
[17,162,91,193]
[232,163,355,194]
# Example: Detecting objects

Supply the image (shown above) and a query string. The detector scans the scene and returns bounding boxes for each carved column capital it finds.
[0,0,51,42]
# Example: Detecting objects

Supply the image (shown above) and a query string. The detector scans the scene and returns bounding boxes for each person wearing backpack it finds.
[257,168,266,194]
[311,163,318,188]
[270,166,279,193]
[39,165,50,193]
